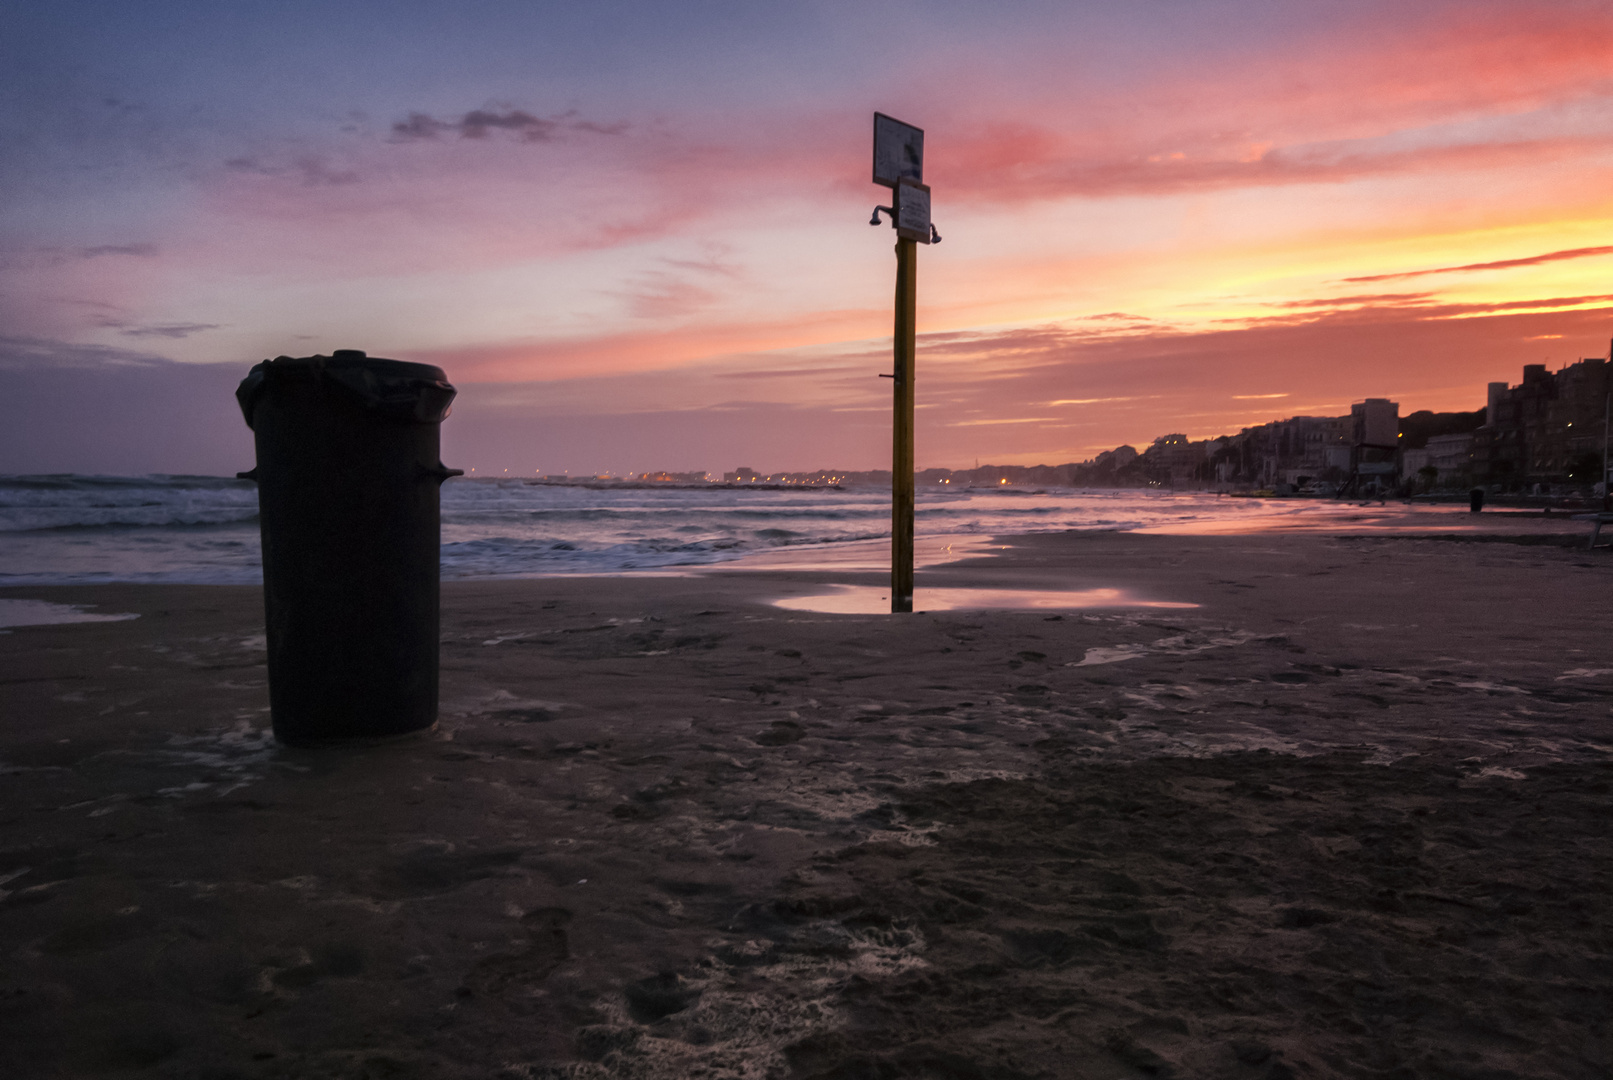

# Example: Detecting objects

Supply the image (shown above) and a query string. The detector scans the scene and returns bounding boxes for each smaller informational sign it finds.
[895,180,932,244]
[874,113,924,188]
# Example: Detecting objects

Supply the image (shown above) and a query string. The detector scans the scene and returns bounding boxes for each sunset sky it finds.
[5,0,1613,476]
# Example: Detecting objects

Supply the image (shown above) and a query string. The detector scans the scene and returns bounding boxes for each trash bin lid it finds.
[237,350,456,428]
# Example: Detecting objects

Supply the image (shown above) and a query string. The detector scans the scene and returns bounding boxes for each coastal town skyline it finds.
[450,351,1610,492]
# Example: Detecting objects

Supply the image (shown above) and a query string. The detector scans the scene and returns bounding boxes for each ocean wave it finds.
[441,505,886,524]
[0,566,264,587]
[439,526,891,575]
[441,535,747,575]
[0,474,1289,584]
[0,511,260,533]
[0,473,260,533]
[0,473,254,495]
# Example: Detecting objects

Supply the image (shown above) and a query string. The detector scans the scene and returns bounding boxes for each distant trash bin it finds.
[1469,487,1485,513]
[236,350,461,744]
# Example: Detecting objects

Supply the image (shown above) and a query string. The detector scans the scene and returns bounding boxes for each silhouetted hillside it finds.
[1399,408,1485,449]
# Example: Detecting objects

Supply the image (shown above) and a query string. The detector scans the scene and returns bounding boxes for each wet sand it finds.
[2,527,1610,1079]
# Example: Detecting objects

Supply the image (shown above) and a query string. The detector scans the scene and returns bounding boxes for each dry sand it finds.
[1,526,1610,1079]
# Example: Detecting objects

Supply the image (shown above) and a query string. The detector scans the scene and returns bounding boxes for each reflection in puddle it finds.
[773,585,1198,614]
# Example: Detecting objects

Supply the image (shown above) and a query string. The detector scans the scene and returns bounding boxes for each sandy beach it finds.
[2,524,1610,1079]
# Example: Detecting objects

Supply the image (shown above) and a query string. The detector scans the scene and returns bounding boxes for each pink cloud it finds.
[408,306,887,383]
[921,4,1613,204]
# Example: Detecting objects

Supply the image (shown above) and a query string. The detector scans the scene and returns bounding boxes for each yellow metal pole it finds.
[892,237,917,613]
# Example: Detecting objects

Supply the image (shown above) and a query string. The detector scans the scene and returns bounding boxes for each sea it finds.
[0,473,1379,586]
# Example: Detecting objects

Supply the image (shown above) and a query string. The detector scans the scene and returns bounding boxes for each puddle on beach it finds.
[773,585,1198,615]
[0,598,139,629]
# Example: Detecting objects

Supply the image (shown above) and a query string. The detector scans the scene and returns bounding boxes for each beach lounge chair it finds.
[1571,511,1613,550]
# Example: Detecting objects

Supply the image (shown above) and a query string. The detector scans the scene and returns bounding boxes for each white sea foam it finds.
[0,599,139,628]
[1073,646,1150,666]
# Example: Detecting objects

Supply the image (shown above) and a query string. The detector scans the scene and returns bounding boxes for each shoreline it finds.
[2,529,1609,1077]
[1,495,1600,592]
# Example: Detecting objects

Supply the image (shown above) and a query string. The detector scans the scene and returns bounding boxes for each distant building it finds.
[1069,445,1141,487]
[1402,432,1474,485]
[1141,433,1203,485]
[1426,433,1474,481]
[949,463,1077,487]
[723,467,761,483]
[1351,398,1399,449]
[1400,446,1430,479]
[1349,398,1401,488]
[638,470,710,483]
[1471,352,1612,485]
[1223,414,1350,487]
[1102,445,1139,468]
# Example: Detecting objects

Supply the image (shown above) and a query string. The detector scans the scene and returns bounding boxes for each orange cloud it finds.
[1344,244,1613,283]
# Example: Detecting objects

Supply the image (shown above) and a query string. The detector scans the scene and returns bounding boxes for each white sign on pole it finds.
[894,180,932,244]
[873,113,923,188]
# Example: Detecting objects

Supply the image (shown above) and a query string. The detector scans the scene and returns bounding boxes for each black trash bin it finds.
[236,350,461,744]
[1469,487,1485,513]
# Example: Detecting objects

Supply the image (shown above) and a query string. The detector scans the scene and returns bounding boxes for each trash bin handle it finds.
[241,465,460,484]
[420,461,465,483]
